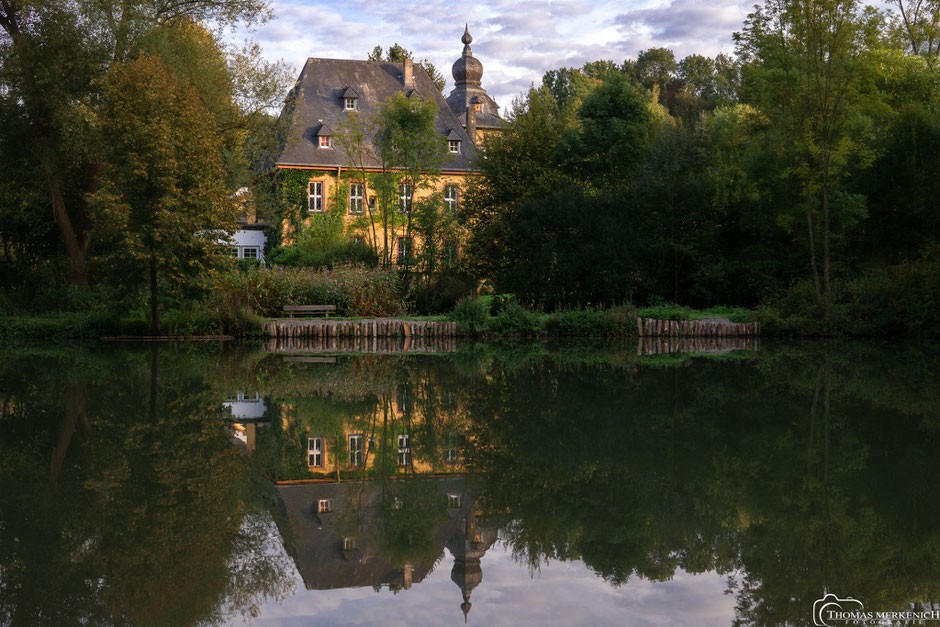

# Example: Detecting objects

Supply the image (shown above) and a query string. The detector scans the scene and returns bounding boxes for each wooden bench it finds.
[283,305,336,318]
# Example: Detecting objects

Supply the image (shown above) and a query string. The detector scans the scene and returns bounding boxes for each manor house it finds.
[265,26,502,262]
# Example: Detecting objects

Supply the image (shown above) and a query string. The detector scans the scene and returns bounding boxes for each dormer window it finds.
[316,123,334,149]
[341,86,359,111]
[446,128,463,154]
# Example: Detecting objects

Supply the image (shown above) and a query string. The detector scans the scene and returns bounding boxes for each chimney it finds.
[403,58,414,89]
[466,97,481,144]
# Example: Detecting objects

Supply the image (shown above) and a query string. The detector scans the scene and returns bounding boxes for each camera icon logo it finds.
[813,593,865,626]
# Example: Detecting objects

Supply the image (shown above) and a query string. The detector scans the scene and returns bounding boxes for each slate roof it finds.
[274,478,476,591]
[276,59,477,172]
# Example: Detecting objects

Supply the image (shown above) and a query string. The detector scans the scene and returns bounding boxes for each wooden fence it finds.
[637,317,759,338]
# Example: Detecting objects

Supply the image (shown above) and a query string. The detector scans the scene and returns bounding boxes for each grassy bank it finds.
[446,298,760,339]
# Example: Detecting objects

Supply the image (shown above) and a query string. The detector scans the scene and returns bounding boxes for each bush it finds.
[411,267,478,315]
[268,240,379,269]
[209,264,405,319]
[489,301,542,338]
[760,252,940,337]
[489,294,516,317]
[448,297,489,334]
[545,306,637,337]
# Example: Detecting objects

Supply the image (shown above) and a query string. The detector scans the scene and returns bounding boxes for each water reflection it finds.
[0,345,293,625]
[274,478,496,622]
[1,341,938,625]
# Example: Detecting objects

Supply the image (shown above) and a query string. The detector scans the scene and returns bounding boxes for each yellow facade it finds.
[279,166,472,264]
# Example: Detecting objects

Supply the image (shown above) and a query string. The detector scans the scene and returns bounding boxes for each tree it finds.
[735,0,878,311]
[891,0,940,56]
[368,43,446,92]
[0,0,268,283]
[635,47,678,90]
[376,93,447,270]
[90,55,237,333]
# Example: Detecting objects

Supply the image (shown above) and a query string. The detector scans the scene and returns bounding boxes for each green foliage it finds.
[448,296,489,334]
[761,250,940,336]
[210,265,405,318]
[544,306,637,337]
[489,301,543,338]
[489,294,517,317]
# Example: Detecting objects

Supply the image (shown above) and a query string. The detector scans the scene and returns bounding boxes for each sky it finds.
[228,0,758,114]
[241,541,737,626]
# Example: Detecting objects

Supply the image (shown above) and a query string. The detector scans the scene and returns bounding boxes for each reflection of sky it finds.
[243,541,735,626]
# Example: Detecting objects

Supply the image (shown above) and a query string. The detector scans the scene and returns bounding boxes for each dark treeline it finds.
[463,1,940,334]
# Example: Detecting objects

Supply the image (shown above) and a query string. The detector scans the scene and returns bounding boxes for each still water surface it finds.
[1,339,937,626]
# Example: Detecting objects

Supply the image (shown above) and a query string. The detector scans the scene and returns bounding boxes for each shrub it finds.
[489,301,542,338]
[448,297,489,334]
[760,251,940,337]
[489,294,516,317]
[209,264,405,319]
[545,306,637,337]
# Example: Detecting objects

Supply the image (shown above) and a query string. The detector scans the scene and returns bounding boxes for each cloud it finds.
[228,0,752,110]
[615,0,751,57]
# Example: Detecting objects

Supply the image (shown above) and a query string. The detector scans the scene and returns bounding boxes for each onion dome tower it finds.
[446,25,502,142]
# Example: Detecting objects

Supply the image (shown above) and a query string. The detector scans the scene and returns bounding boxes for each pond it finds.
[0,339,937,626]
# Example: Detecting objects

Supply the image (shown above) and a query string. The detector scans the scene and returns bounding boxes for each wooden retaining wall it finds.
[637,317,759,338]
[262,318,457,340]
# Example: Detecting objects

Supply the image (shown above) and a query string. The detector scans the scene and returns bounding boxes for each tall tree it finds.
[0,0,268,283]
[90,55,237,333]
[735,0,878,311]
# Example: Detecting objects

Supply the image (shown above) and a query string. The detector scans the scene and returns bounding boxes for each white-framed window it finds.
[447,493,461,508]
[398,182,413,214]
[444,184,459,214]
[318,499,332,513]
[319,135,332,148]
[308,436,323,467]
[308,181,323,213]
[242,247,258,259]
[397,434,411,466]
[351,235,365,246]
[368,436,376,451]
[343,537,357,550]
[349,433,363,466]
[397,237,412,265]
[448,139,460,153]
[445,447,458,463]
[344,97,357,110]
[442,240,457,265]
[349,182,364,214]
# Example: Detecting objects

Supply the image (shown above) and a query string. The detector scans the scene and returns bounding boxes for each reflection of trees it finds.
[458,345,940,625]
[250,355,476,480]
[0,346,292,625]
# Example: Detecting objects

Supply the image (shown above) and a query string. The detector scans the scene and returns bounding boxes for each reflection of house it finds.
[224,392,268,453]
[271,385,467,477]
[274,477,496,618]
[448,503,498,623]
